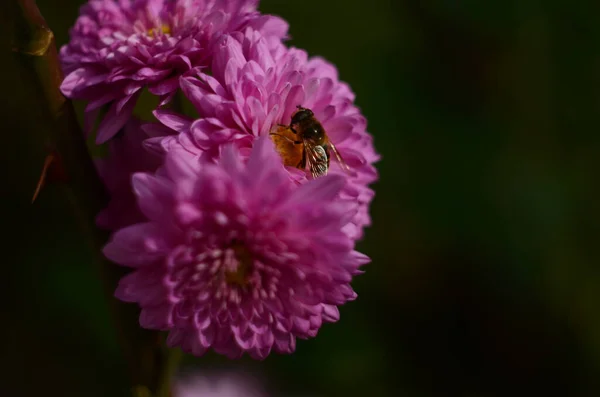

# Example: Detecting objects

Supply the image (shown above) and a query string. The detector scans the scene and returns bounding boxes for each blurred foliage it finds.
[2,0,600,396]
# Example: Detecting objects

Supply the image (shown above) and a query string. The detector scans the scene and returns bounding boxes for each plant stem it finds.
[5,1,179,396]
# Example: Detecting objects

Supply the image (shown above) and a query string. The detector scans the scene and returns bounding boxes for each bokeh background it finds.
[2,0,600,396]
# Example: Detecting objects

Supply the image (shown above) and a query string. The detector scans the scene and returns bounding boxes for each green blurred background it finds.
[3,0,600,396]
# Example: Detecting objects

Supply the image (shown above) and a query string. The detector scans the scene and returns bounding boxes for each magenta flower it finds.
[146,28,379,240]
[173,372,265,397]
[59,0,288,143]
[103,136,368,359]
[95,117,161,230]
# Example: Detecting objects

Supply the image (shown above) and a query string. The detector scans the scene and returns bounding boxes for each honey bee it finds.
[270,106,350,178]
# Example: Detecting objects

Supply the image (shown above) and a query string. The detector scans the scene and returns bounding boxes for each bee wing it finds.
[327,141,351,174]
[304,139,329,178]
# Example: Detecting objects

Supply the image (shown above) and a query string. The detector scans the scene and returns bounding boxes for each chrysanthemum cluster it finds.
[61,0,287,142]
[61,0,378,359]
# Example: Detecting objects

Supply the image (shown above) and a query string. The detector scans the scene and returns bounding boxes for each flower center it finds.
[147,24,171,37]
[224,241,253,286]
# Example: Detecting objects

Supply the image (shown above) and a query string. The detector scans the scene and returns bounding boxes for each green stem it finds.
[5,1,178,396]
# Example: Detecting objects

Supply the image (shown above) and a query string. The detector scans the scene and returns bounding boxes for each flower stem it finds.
[6,1,178,396]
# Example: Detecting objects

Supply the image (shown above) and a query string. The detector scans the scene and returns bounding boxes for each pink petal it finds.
[285,174,345,208]
[131,173,174,220]
[102,223,166,266]
[153,109,192,132]
[95,92,140,143]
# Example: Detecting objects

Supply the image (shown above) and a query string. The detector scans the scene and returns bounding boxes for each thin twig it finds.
[6,1,177,395]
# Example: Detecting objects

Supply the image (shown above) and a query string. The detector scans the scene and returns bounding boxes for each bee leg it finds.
[270,133,300,145]
[298,147,307,169]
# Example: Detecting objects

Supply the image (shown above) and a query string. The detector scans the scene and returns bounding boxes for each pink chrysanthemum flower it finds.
[174,372,265,397]
[94,118,161,230]
[103,137,368,359]
[59,0,288,143]
[145,28,379,240]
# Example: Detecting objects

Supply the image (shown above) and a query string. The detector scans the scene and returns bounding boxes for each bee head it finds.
[291,107,314,125]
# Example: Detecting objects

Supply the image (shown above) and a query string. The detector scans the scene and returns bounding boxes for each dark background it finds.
[2,0,600,396]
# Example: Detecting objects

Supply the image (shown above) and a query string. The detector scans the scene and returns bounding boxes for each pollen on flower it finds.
[224,241,253,286]
[147,25,171,37]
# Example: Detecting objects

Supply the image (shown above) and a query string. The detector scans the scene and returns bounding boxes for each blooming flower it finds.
[59,0,288,143]
[103,136,369,359]
[94,117,161,230]
[145,28,379,240]
[173,371,265,397]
